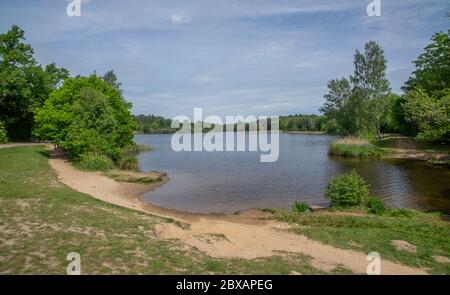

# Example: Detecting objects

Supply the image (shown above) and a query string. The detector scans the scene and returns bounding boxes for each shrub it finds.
[292,201,310,213]
[366,197,386,215]
[325,169,370,207]
[33,75,136,160]
[0,121,8,143]
[117,156,138,170]
[75,152,115,171]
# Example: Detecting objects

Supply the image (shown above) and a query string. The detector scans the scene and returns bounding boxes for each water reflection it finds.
[135,134,450,214]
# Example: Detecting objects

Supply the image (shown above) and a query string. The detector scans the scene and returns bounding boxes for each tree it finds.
[33,75,136,160]
[403,31,450,98]
[45,63,69,88]
[0,121,7,143]
[102,70,122,91]
[320,78,355,134]
[0,25,68,139]
[321,41,390,139]
[0,25,38,139]
[400,31,450,141]
[402,88,450,141]
[351,41,390,141]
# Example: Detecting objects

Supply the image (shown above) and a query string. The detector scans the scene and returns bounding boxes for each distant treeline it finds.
[133,114,330,133]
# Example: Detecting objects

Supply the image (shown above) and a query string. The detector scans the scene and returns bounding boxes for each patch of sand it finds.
[391,240,417,253]
[48,154,428,275]
[432,255,450,264]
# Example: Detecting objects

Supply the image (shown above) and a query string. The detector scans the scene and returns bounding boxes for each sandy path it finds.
[48,157,427,275]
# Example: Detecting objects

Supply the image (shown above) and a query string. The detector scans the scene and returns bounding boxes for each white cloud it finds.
[169,13,191,24]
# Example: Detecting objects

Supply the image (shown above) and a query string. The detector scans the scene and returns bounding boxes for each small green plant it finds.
[0,121,8,144]
[117,156,138,170]
[388,208,416,217]
[75,152,115,171]
[366,197,386,215]
[325,169,370,207]
[292,201,310,213]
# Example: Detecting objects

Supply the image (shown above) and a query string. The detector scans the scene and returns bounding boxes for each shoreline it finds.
[46,146,429,274]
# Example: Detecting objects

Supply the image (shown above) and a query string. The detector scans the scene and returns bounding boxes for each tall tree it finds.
[351,41,390,141]
[0,25,69,140]
[320,78,354,134]
[0,25,38,139]
[402,31,450,98]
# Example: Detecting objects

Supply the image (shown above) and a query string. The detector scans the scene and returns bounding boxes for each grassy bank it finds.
[329,135,450,168]
[329,137,385,158]
[265,208,450,274]
[0,146,348,274]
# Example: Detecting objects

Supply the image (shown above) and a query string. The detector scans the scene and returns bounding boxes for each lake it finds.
[135,133,450,214]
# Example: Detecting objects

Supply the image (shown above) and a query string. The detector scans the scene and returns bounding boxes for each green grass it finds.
[267,208,450,274]
[291,201,310,213]
[103,171,164,184]
[329,143,385,158]
[0,146,345,274]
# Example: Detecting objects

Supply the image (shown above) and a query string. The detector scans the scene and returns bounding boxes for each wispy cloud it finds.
[1,0,448,117]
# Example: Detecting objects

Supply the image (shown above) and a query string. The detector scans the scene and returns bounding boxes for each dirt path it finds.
[383,134,449,162]
[48,156,427,275]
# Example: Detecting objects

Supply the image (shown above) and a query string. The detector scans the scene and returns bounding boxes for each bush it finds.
[292,201,310,213]
[367,197,386,215]
[117,156,138,170]
[33,75,136,160]
[75,152,115,171]
[0,121,8,143]
[325,169,370,207]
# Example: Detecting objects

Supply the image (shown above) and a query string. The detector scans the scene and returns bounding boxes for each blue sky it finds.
[0,0,448,118]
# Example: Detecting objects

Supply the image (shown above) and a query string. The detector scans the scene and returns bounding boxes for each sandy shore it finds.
[48,153,428,275]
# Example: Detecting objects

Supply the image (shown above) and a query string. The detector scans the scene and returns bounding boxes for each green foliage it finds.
[388,208,416,218]
[0,25,68,140]
[134,114,175,134]
[291,201,310,213]
[400,31,450,141]
[0,121,8,143]
[366,196,416,217]
[325,170,370,207]
[279,114,328,132]
[403,31,450,97]
[117,156,139,170]
[74,152,115,171]
[329,143,384,158]
[366,197,386,215]
[321,41,390,138]
[402,88,450,141]
[33,74,136,162]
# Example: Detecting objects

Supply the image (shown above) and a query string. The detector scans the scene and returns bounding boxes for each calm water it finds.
[135,134,450,214]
